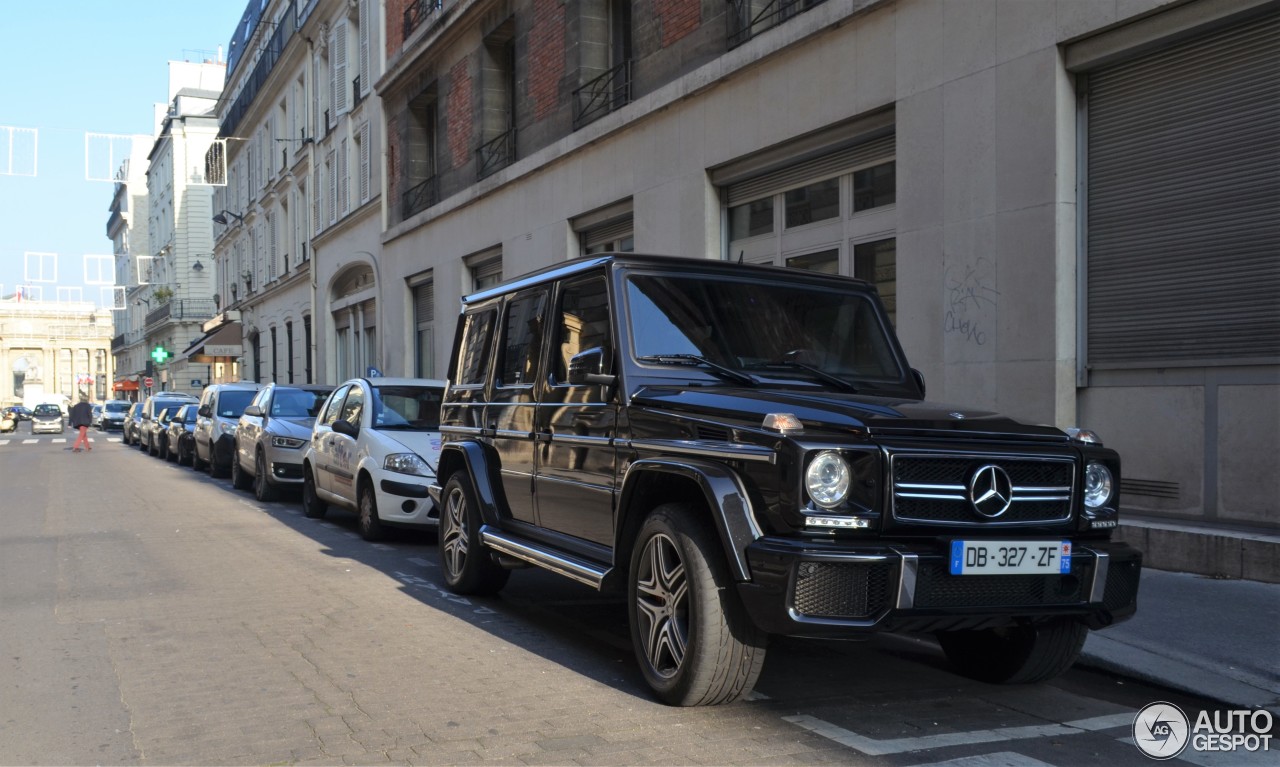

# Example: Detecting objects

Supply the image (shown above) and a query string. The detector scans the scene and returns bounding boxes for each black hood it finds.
[631,386,1068,442]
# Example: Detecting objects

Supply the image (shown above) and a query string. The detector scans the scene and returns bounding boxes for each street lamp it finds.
[212,210,245,226]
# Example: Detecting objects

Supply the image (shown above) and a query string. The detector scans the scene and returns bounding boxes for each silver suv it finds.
[193,383,263,477]
[231,384,334,501]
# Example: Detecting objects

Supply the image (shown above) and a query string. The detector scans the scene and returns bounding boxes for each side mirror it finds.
[243,405,263,418]
[567,347,617,387]
[333,419,359,438]
[911,368,927,399]
[198,405,212,418]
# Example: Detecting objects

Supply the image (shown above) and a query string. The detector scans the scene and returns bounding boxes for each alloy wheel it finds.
[633,532,689,679]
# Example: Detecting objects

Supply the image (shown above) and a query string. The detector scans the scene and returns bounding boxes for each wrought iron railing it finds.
[476,127,516,179]
[402,176,439,220]
[727,0,827,49]
[572,60,633,130]
[404,0,444,39]
[145,299,218,328]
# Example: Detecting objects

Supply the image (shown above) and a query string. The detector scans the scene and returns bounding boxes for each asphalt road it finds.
[0,431,1248,766]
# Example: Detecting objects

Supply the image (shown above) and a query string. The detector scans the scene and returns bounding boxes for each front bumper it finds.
[33,420,63,434]
[370,470,439,527]
[737,537,1142,637]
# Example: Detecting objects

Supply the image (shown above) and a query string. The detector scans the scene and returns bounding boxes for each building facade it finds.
[107,135,153,400]
[368,0,1277,540]
[2,300,114,409]
[212,0,384,387]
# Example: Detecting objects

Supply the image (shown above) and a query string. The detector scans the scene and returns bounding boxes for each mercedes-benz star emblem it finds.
[968,464,1013,518]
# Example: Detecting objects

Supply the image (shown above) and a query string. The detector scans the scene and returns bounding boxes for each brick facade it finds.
[386,0,412,56]
[447,58,474,170]
[654,0,701,47]
[527,0,567,121]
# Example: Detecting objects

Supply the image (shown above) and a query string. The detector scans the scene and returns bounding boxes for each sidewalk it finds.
[1079,568,1280,713]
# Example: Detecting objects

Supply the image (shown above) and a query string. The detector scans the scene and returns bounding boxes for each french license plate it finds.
[949,540,1072,576]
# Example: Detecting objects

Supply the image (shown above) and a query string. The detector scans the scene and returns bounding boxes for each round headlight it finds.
[806,451,851,509]
[1084,461,1114,510]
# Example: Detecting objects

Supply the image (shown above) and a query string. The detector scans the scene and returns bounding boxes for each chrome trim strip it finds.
[897,552,918,610]
[493,429,534,439]
[897,483,966,491]
[1089,549,1109,603]
[550,434,612,448]
[896,492,967,501]
[624,439,776,464]
[480,528,608,589]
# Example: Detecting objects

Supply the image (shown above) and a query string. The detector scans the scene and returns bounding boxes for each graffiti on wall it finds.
[944,257,999,347]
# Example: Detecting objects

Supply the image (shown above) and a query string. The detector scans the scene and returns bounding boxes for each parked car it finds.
[193,383,264,477]
[90,404,103,428]
[431,254,1142,706]
[138,392,199,455]
[165,404,199,465]
[301,378,445,540]
[30,403,64,435]
[122,403,145,445]
[144,407,180,458]
[98,400,131,432]
[231,383,335,501]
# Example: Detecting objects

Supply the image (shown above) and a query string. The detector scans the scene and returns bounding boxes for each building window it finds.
[574,200,635,256]
[286,321,295,383]
[786,249,838,274]
[468,252,503,292]
[853,161,896,212]
[252,332,262,383]
[477,20,516,179]
[403,86,439,220]
[854,238,897,325]
[270,327,278,383]
[729,198,773,240]
[413,279,435,378]
[784,178,840,228]
[573,0,633,130]
[303,315,313,383]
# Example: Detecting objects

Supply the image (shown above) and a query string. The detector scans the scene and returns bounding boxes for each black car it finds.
[4,406,33,422]
[432,254,1141,706]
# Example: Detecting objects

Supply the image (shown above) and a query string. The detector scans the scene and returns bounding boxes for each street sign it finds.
[191,379,203,387]
[144,376,154,388]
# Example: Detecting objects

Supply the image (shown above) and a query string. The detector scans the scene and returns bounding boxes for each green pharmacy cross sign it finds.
[150,345,171,365]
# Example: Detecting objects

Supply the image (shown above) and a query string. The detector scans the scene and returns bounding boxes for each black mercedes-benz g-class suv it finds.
[433,254,1140,706]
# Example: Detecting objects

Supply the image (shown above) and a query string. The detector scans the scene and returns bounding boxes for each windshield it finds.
[105,402,130,413]
[371,385,443,430]
[626,272,905,389]
[33,404,61,416]
[216,391,257,418]
[269,388,330,418]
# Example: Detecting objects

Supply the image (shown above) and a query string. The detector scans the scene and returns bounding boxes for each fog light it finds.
[401,500,417,513]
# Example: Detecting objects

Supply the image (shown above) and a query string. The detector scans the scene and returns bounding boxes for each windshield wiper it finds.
[753,358,860,393]
[636,354,758,387]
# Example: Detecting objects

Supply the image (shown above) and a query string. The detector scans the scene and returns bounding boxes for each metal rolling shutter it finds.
[726,135,895,206]
[1085,12,1280,366]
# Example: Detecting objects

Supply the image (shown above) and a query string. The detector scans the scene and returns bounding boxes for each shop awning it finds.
[181,321,243,363]
[113,379,140,391]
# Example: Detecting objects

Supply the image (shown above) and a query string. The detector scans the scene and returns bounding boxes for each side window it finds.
[339,385,365,425]
[553,276,612,384]
[456,309,496,386]
[320,385,350,426]
[497,289,548,387]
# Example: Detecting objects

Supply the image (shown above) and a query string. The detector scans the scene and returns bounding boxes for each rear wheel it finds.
[302,467,328,519]
[230,446,252,490]
[161,437,173,462]
[936,618,1088,684]
[438,473,509,595]
[628,504,767,706]
[253,450,279,502]
[192,441,208,472]
[358,482,386,541]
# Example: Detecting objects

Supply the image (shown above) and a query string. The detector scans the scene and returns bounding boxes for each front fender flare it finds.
[436,441,503,527]
[619,458,763,582]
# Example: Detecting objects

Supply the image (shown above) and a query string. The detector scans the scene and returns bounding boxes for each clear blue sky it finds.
[0,2,248,307]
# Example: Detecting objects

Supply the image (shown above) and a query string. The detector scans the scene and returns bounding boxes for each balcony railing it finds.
[404,0,444,39]
[727,0,827,49]
[476,128,516,180]
[572,60,633,131]
[145,299,218,328]
[402,176,439,220]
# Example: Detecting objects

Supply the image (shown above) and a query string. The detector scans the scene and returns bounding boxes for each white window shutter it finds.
[313,55,322,135]
[358,0,371,97]
[268,214,278,280]
[326,150,337,224]
[332,21,349,116]
[358,122,371,203]
[339,137,350,216]
[312,168,322,234]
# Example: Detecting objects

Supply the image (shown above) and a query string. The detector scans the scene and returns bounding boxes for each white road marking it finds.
[52,438,67,443]
[23,439,37,444]
[407,557,435,568]
[783,712,1133,757]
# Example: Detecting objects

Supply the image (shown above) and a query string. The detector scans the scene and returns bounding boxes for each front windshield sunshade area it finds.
[371,386,444,430]
[626,273,903,387]
[270,389,329,418]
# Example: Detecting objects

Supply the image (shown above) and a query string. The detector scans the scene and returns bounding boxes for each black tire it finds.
[438,473,509,595]
[140,433,151,452]
[192,442,208,472]
[230,446,252,490]
[177,441,190,466]
[628,504,767,706]
[302,466,328,519]
[936,618,1089,684]
[161,437,173,462]
[357,481,386,541]
[253,449,279,502]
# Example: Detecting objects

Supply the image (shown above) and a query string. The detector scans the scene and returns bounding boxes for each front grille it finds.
[914,558,1094,608]
[892,453,1076,526]
[792,561,893,619]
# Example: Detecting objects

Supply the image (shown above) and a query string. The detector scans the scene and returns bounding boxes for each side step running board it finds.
[480,527,610,589]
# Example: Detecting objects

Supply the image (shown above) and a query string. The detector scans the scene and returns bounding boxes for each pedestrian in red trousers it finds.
[69,395,94,452]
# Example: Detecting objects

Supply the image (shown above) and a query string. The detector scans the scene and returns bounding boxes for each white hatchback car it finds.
[302,377,446,540]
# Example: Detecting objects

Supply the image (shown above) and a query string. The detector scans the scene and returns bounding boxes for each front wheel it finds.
[438,473,509,595]
[628,504,767,706]
[302,467,328,519]
[357,482,386,541]
[230,447,252,491]
[253,450,279,502]
[936,618,1088,684]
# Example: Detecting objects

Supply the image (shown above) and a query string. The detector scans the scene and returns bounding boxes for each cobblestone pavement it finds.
[1,437,1244,766]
